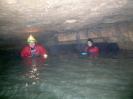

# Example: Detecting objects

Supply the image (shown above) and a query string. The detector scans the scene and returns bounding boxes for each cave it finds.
[0,0,133,99]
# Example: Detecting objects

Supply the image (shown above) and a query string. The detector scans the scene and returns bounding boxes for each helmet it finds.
[27,34,36,43]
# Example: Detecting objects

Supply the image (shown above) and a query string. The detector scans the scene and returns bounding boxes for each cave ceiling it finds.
[0,0,133,43]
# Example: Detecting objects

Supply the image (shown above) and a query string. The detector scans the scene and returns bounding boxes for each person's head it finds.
[87,39,93,47]
[27,35,37,48]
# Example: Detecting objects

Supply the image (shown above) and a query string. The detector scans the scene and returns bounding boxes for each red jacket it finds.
[85,45,100,57]
[87,46,99,54]
[21,44,47,58]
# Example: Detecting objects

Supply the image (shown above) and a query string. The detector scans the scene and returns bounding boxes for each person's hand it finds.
[43,54,48,59]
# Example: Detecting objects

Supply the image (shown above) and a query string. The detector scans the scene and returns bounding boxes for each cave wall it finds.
[57,22,133,50]
[1,21,132,51]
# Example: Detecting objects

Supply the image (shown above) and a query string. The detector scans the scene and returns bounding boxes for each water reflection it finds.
[23,57,45,86]
[0,53,133,99]
[25,65,39,86]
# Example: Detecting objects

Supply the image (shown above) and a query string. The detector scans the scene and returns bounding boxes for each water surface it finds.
[0,53,133,99]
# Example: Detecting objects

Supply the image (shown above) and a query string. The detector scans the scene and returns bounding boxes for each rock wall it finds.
[57,22,133,50]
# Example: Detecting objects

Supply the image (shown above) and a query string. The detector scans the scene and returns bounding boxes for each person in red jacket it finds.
[21,34,48,59]
[84,39,100,57]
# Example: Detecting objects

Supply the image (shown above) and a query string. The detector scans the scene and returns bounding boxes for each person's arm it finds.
[38,45,48,59]
[84,45,88,52]
[95,46,100,54]
[21,47,31,58]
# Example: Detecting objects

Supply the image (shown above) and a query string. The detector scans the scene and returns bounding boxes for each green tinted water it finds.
[0,56,133,99]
